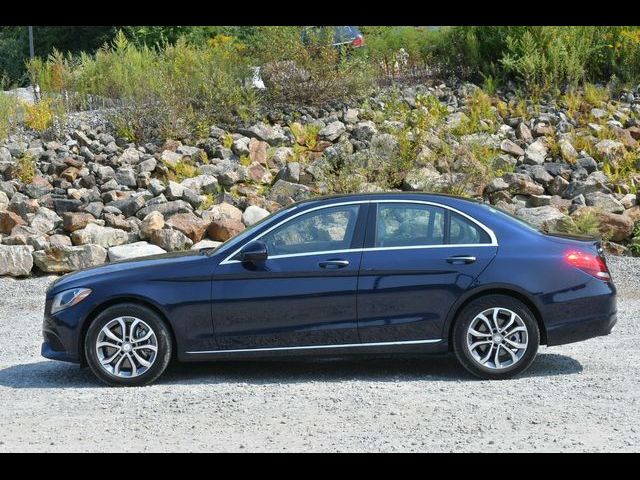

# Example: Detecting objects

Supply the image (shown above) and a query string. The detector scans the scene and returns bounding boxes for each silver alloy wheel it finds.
[466,307,528,370]
[95,316,158,378]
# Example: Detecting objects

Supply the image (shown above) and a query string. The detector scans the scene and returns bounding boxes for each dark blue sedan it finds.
[41,193,617,386]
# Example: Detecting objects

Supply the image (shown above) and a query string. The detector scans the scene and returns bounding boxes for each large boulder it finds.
[242,205,270,226]
[402,166,446,191]
[515,205,568,231]
[268,180,310,204]
[107,242,166,262]
[29,207,62,235]
[140,211,165,239]
[0,245,33,276]
[149,228,193,251]
[239,122,288,146]
[584,192,625,214]
[165,212,208,243]
[572,207,634,242]
[201,203,243,224]
[62,212,96,232]
[207,218,245,241]
[318,121,346,142]
[136,200,192,220]
[33,244,107,273]
[524,138,548,165]
[71,223,130,248]
[0,210,26,234]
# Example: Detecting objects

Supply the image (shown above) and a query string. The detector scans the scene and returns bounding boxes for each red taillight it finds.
[564,250,610,281]
[351,35,364,47]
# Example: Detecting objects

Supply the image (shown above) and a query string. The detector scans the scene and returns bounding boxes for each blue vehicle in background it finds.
[41,193,617,386]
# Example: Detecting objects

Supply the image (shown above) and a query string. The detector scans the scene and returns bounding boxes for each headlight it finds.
[51,288,92,314]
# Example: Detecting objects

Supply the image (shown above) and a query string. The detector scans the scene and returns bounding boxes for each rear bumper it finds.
[546,310,617,346]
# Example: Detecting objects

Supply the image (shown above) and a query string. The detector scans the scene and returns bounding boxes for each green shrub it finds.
[16,152,36,184]
[0,92,22,139]
[558,210,601,237]
[28,31,259,141]
[630,222,640,256]
[254,26,374,108]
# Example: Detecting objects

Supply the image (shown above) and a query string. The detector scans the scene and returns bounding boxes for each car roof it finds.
[292,192,485,209]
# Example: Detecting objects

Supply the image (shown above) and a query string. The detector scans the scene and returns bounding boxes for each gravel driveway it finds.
[0,256,638,452]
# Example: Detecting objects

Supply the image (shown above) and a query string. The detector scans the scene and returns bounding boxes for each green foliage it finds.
[559,210,602,237]
[0,92,22,139]
[438,26,640,94]
[361,26,446,81]
[166,159,198,182]
[255,26,374,108]
[29,31,259,141]
[629,221,640,256]
[16,152,36,184]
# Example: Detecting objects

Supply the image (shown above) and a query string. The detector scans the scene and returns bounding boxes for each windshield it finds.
[209,204,298,256]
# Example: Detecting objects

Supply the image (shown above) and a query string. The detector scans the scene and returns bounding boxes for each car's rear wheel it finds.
[452,295,540,380]
[85,304,172,387]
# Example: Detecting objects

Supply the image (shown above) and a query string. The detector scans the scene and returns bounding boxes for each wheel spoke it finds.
[502,344,518,363]
[492,308,501,332]
[132,330,153,343]
[476,314,493,333]
[469,340,493,351]
[134,344,157,353]
[127,353,137,376]
[117,318,127,342]
[479,344,495,364]
[503,326,527,337]
[501,312,516,334]
[128,318,140,342]
[100,351,121,365]
[493,344,502,368]
[113,354,126,375]
[504,338,527,350]
[97,341,120,350]
[132,351,152,368]
[102,327,122,343]
[468,328,491,338]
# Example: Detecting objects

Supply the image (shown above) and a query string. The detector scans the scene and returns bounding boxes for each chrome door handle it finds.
[319,260,350,269]
[446,255,476,264]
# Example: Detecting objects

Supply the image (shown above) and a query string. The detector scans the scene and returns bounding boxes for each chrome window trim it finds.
[220,199,498,265]
[186,338,443,355]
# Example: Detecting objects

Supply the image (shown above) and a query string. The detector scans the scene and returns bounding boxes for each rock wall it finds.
[1,80,639,276]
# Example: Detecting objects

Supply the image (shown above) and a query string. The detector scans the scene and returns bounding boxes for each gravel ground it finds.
[0,256,638,452]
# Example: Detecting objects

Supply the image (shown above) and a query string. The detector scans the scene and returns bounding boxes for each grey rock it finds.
[319,121,346,142]
[33,244,107,273]
[71,223,129,248]
[524,138,548,165]
[107,241,166,262]
[0,245,33,276]
[268,180,310,204]
[242,205,270,226]
[584,192,625,214]
[240,122,288,146]
[136,200,193,220]
[149,228,193,252]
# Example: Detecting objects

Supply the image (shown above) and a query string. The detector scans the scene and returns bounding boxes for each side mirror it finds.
[239,241,268,263]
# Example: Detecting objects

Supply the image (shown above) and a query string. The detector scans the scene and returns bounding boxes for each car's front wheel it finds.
[85,303,172,387]
[452,295,540,380]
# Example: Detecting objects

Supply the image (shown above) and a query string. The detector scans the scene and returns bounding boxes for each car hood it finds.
[48,249,209,294]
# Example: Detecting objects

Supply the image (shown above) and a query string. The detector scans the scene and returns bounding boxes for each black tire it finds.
[452,295,540,380]
[85,303,172,387]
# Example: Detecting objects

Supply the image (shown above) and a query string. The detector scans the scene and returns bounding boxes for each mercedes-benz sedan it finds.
[42,193,617,386]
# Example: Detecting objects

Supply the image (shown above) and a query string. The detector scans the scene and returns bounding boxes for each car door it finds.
[211,202,368,350]
[357,201,498,343]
